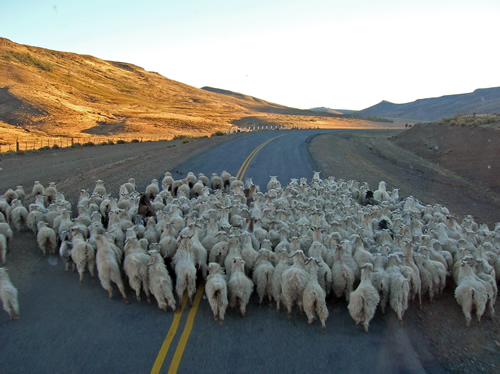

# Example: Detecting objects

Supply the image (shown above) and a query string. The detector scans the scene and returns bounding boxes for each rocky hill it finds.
[359,87,500,121]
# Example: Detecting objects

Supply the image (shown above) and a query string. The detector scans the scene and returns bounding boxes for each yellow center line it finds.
[151,294,188,374]
[151,132,288,373]
[167,285,205,374]
[235,134,288,180]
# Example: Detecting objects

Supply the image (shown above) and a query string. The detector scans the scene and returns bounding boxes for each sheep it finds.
[162,172,174,192]
[0,234,6,264]
[27,207,45,234]
[210,173,223,191]
[146,179,160,200]
[70,227,96,285]
[386,254,411,326]
[123,237,151,303]
[0,222,13,249]
[227,257,254,317]
[303,257,329,333]
[0,267,20,320]
[267,176,281,192]
[281,250,309,319]
[93,180,107,196]
[454,259,488,327]
[9,200,28,231]
[172,240,197,306]
[159,223,178,260]
[331,244,355,301]
[3,189,17,205]
[197,173,210,187]
[191,181,205,199]
[219,171,232,192]
[36,221,58,256]
[44,182,58,206]
[271,248,291,312]
[31,181,45,197]
[348,263,380,332]
[205,262,228,324]
[147,250,176,312]
[252,248,275,307]
[58,231,74,271]
[14,186,25,203]
[95,234,129,303]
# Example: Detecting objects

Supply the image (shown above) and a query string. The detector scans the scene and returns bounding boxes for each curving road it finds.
[0,130,443,374]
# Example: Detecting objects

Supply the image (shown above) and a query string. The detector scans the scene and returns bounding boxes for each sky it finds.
[1,0,499,110]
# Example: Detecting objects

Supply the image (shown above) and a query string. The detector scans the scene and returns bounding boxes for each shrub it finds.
[131,139,140,143]
[52,144,60,149]
[181,139,190,144]
[39,146,51,151]
[212,131,225,137]
[117,139,126,144]
[107,140,114,145]
[83,142,95,147]
[71,143,82,148]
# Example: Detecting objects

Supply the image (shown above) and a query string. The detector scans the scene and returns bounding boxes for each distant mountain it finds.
[359,87,500,122]
[309,107,345,115]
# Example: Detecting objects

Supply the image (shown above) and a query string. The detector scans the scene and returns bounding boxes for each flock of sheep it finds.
[0,170,499,333]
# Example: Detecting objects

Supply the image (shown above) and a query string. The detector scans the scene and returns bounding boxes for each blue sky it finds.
[1,0,499,110]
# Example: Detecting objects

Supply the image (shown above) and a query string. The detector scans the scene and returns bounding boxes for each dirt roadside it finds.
[1,129,499,372]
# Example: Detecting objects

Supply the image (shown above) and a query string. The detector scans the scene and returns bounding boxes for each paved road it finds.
[0,130,444,373]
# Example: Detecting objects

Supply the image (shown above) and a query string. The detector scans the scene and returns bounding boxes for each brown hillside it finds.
[0,38,392,145]
[390,115,500,193]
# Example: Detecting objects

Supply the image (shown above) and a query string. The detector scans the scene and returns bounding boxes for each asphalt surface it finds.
[0,130,445,373]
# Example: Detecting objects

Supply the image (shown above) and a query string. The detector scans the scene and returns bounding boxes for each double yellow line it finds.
[235,134,288,180]
[151,132,288,373]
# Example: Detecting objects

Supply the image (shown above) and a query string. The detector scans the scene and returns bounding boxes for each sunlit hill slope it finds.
[0,37,385,144]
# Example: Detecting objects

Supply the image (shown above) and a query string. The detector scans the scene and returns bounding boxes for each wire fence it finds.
[0,136,173,153]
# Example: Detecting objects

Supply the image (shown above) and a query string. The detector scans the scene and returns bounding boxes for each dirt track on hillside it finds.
[1,129,499,372]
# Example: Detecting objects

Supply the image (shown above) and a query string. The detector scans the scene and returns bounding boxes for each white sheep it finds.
[454,259,488,327]
[95,234,129,303]
[123,237,151,303]
[0,234,7,264]
[93,180,107,196]
[210,173,223,191]
[228,257,253,317]
[172,241,197,306]
[162,172,174,192]
[0,223,13,250]
[146,178,160,199]
[36,221,58,256]
[348,263,380,332]
[147,250,176,312]
[303,257,329,333]
[281,250,309,319]
[0,267,20,320]
[31,181,45,197]
[271,248,291,312]
[14,186,25,203]
[9,200,28,231]
[252,248,275,307]
[44,182,58,206]
[70,227,96,285]
[205,262,228,324]
[266,176,281,192]
[331,245,355,301]
[386,254,410,325]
